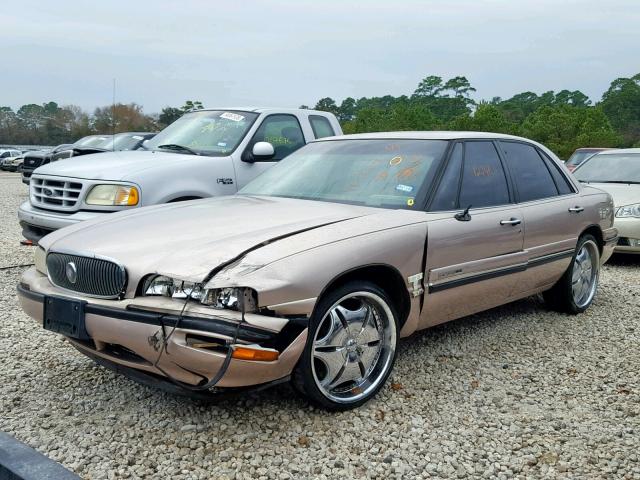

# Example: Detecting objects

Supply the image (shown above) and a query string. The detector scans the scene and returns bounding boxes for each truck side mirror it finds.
[247,142,275,162]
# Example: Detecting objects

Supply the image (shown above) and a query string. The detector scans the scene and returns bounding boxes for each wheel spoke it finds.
[314,347,347,387]
[334,303,369,337]
[578,277,588,302]
[327,359,362,389]
[572,266,581,286]
[358,343,381,373]
[316,310,349,348]
[357,307,381,344]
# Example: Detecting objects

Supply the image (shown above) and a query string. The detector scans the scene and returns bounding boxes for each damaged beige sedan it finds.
[18,132,617,410]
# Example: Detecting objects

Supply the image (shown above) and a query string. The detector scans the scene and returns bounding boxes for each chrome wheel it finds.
[311,291,396,404]
[571,240,599,308]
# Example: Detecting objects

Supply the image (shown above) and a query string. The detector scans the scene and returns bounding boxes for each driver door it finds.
[233,114,308,188]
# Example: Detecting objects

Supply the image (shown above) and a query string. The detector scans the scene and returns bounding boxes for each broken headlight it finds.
[142,275,257,312]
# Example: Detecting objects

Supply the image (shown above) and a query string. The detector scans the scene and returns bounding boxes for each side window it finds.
[500,141,558,202]
[247,114,305,161]
[309,115,335,139]
[538,150,575,195]
[459,141,511,208]
[431,143,463,211]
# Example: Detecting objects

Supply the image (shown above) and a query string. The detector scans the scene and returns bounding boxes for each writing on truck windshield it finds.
[145,110,259,156]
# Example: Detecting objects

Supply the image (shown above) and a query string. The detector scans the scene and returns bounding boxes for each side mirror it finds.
[248,142,275,162]
[142,139,151,149]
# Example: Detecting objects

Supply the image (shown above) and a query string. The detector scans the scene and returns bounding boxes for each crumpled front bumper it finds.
[17,267,308,391]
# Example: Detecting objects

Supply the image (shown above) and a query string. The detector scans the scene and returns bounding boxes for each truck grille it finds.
[23,155,43,168]
[47,252,127,298]
[31,177,84,211]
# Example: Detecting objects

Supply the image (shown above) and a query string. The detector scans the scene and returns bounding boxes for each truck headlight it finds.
[86,185,139,206]
[34,247,47,274]
[142,275,257,312]
[616,204,640,218]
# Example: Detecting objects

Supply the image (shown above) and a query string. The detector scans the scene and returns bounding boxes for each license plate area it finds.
[43,296,90,340]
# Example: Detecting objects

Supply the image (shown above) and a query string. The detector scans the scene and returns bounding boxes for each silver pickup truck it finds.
[18,108,342,241]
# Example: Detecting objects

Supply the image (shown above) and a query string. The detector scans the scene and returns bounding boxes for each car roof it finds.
[596,148,640,155]
[316,131,538,142]
[575,147,611,152]
[114,132,155,136]
[197,107,335,116]
[311,131,563,161]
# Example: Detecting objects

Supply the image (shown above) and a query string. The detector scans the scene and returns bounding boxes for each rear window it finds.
[309,115,335,139]
[538,150,575,195]
[500,141,558,202]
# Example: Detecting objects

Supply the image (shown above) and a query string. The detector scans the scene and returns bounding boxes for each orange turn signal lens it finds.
[115,186,139,206]
[232,346,279,362]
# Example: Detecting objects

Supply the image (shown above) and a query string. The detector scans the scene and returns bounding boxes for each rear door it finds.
[498,141,581,292]
[420,140,526,327]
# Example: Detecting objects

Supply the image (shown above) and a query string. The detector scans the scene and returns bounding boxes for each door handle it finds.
[568,206,584,213]
[500,217,522,226]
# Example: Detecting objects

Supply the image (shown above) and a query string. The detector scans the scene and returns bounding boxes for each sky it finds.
[1,0,639,114]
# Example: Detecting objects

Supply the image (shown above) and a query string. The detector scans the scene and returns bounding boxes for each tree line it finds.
[1,73,639,158]
[304,73,640,158]
[0,100,203,147]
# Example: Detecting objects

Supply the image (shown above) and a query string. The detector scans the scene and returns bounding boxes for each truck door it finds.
[233,114,308,188]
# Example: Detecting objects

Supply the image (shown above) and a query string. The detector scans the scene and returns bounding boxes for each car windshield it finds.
[144,110,259,156]
[566,150,598,167]
[574,153,640,183]
[240,139,448,209]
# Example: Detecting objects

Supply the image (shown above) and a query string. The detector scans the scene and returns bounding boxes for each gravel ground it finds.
[0,172,33,268]
[1,171,639,479]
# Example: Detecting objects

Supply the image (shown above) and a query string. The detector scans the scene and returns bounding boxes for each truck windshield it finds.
[145,110,259,156]
[240,139,448,209]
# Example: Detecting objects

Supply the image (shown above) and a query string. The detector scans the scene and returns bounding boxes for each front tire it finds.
[292,281,399,410]
[543,234,600,314]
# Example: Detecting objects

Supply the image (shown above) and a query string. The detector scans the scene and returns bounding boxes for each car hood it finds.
[33,150,205,181]
[585,182,640,207]
[41,195,381,283]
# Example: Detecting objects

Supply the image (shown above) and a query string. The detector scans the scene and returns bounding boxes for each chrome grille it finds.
[23,155,43,168]
[47,253,127,298]
[31,177,84,210]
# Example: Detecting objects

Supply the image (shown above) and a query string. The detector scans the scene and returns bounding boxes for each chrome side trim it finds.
[428,249,574,293]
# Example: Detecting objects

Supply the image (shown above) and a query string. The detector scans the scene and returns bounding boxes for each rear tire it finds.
[292,281,399,411]
[543,234,600,314]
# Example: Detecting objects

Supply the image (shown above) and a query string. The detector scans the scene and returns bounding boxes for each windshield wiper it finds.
[156,144,200,155]
[584,180,640,185]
